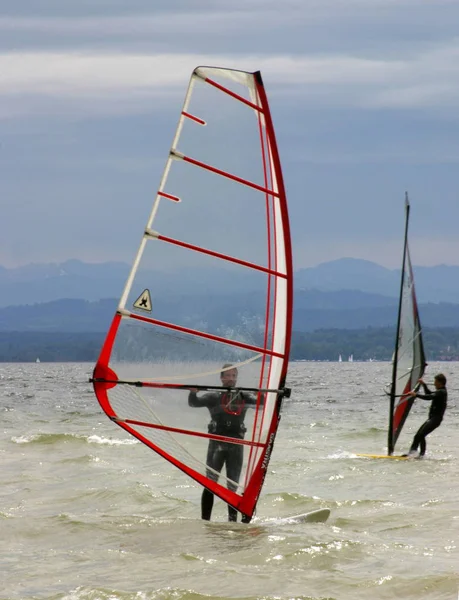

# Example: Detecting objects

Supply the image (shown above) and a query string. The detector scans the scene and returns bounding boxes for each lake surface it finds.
[1,361,458,600]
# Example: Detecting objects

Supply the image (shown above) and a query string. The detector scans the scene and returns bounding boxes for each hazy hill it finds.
[2,326,459,363]
[2,291,459,333]
[296,258,458,303]
[2,257,459,307]
[0,259,259,308]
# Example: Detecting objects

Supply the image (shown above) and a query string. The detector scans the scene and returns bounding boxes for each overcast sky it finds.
[2,0,459,270]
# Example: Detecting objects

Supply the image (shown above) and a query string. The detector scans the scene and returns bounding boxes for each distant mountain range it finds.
[296,258,459,303]
[3,291,459,333]
[2,257,459,308]
[3,258,459,360]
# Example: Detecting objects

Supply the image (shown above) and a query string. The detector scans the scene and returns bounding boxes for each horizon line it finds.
[1,256,459,271]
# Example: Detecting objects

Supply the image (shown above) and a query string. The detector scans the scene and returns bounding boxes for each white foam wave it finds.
[87,435,138,446]
[327,451,356,459]
[12,434,40,444]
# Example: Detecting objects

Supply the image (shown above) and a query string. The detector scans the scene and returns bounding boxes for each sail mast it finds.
[388,192,410,455]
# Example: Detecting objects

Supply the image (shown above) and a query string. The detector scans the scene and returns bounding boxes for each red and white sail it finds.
[388,194,426,454]
[92,67,293,519]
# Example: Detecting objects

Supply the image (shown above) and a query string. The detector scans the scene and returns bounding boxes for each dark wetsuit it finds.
[409,383,447,456]
[188,389,259,522]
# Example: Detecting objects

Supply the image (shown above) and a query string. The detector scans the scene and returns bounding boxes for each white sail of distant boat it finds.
[338,354,342,362]
[36,357,40,363]
[348,354,353,362]
[91,66,293,523]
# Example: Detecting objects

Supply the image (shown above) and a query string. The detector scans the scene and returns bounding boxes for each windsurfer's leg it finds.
[202,441,225,521]
[201,489,214,521]
[227,505,238,522]
[409,440,419,453]
[410,418,441,456]
[410,421,427,453]
[226,444,243,522]
[419,437,426,456]
[418,418,442,456]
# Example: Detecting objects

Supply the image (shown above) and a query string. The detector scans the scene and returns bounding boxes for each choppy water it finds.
[1,361,458,600]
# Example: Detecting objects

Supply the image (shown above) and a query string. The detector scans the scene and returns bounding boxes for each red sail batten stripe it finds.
[157,233,286,278]
[204,76,263,112]
[119,418,264,448]
[182,110,206,125]
[128,312,284,359]
[181,154,279,197]
[158,191,181,202]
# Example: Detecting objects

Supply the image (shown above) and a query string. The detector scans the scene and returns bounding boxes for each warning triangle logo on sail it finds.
[133,289,152,312]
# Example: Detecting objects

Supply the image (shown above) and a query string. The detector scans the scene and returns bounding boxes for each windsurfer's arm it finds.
[408,381,432,399]
[188,391,216,408]
[414,390,436,401]
[420,381,431,395]
[243,392,264,407]
[413,380,434,400]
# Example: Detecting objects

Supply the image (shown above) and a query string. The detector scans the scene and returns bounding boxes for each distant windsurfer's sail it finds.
[387,193,426,455]
[91,67,293,521]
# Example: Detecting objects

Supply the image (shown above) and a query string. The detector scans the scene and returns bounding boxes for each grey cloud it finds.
[2,1,459,57]
[2,42,459,119]
[1,0,212,18]
[2,0,459,270]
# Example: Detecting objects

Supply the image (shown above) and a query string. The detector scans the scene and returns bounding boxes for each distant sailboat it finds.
[348,354,353,362]
[356,193,426,460]
[387,193,426,456]
[36,357,40,363]
[338,354,342,362]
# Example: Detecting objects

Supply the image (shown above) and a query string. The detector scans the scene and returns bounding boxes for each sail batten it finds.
[181,111,206,126]
[179,154,280,196]
[92,66,292,521]
[153,232,287,277]
[388,193,426,455]
[126,312,286,357]
[201,75,264,112]
[115,418,266,448]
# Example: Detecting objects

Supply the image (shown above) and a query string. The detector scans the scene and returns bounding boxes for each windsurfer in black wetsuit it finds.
[188,364,260,523]
[405,374,447,458]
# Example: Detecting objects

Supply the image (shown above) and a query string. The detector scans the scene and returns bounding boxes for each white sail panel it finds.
[92,67,292,519]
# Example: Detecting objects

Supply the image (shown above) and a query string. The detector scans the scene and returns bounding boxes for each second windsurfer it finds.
[405,374,448,457]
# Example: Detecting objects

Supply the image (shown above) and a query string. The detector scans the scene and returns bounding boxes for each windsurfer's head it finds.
[220,363,238,388]
[434,373,446,388]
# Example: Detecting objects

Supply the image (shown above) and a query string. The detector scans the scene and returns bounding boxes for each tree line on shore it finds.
[2,327,459,362]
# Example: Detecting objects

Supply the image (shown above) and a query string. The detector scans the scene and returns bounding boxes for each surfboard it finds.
[277,508,331,524]
[355,453,410,460]
[91,66,293,524]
